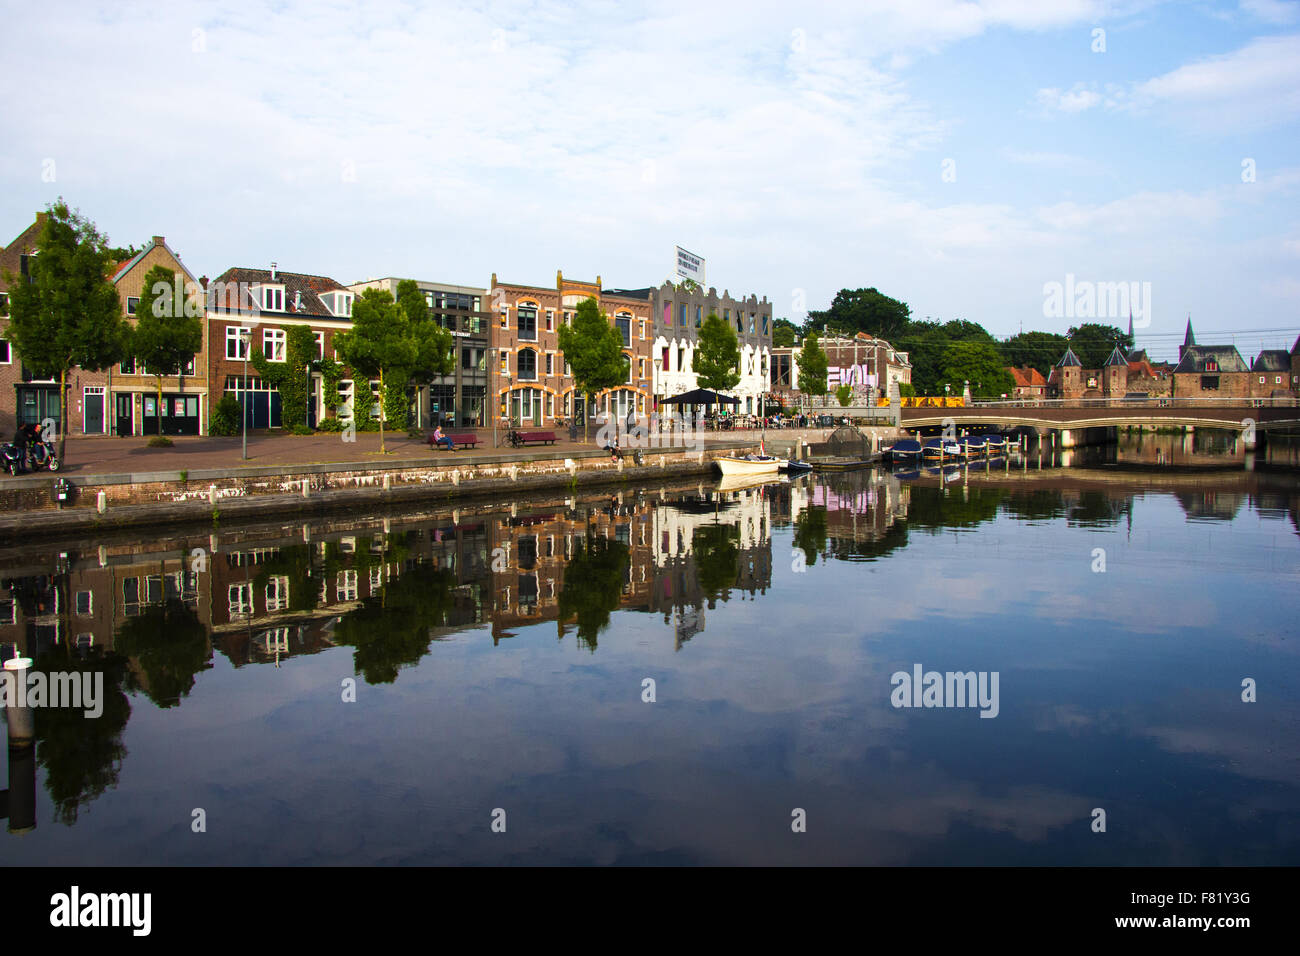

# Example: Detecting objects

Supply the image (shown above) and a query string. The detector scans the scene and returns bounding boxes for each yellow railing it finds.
[875,396,966,408]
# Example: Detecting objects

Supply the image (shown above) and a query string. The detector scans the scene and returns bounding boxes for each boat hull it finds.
[715,456,783,477]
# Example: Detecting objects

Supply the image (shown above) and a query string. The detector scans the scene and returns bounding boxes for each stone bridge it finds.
[899,398,1300,434]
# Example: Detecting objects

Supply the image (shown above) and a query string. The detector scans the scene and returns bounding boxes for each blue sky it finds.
[1,0,1297,362]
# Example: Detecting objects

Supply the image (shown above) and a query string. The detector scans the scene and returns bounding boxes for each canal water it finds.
[2,435,1298,864]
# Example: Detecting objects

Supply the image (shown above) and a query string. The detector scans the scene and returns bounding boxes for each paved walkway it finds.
[32,426,813,478]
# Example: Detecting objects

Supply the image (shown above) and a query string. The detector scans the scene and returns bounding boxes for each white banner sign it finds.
[674,246,705,284]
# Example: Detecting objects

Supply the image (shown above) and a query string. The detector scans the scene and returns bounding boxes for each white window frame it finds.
[75,590,93,616]
[228,583,252,617]
[314,330,326,359]
[261,285,285,312]
[265,575,290,613]
[0,338,10,364]
[226,326,249,360]
[264,328,287,362]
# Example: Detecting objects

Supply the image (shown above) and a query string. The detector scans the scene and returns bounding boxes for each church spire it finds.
[1180,315,1196,360]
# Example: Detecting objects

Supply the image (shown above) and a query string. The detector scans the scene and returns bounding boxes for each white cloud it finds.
[1036,84,1103,113]
[1239,0,1300,24]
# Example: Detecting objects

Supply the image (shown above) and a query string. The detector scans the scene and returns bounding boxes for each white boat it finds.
[717,472,788,493]
[714,454,783,477]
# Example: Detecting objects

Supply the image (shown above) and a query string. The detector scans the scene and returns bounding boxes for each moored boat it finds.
[884,438,922,462]
[715,454,783,476]
[959,434,987,457]
[922,438,962,460]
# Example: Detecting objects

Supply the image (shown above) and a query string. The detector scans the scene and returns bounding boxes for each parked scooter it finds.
[2,425,60,474]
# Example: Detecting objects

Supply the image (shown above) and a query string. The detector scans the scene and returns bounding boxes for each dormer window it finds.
[261,284,285,312]
[336,292,352,317]
[1206,359,1218,372]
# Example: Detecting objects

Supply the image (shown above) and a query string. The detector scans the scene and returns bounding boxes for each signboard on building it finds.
[674,246,705,284]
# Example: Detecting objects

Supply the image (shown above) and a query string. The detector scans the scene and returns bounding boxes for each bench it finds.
[514,430,558,446]
[427,433,479,450]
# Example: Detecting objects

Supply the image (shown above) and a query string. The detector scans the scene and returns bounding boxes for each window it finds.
[545,353,553,375]
[564,358,571,376]
[1206,359,1218,372]
[337,379,354,421]
[0,292,8,315]
[265,576,290,612]
[0,339,8,364]
[226,326,250,360]
[615,313,631,346]
[1276,376,1283,384]
[1260,376,1267,384]
[263,328,286,361]
[337,570,358,602]
[639,358,646,379]
[261,285,284,312]
[518,306,537,341]
[369,380,381,418]
[0,600,14,625]
[695,306,702,329]
[546,309,554,331]
[126,296,139,316]
[518,349,537,380]
[679,304,687,327]
[500,308,508,329]
[1201,375,1220,390]
[564,310,574,326]
[639,319,645,339]
[315,331,326,359]
[500,350,509,373]
[762,316,768,335]
[229,583,252,617]
[75,591,92,616]
[723,308,730,322]
[547,393,554,417]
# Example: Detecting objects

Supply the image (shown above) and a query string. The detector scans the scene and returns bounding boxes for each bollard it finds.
[209,484,217,506]
[4,655,36,834]
[510,465,519,481]
[303,478,310,498]
[96,490,106,514]
[451,470,461,486]
[383,473,391,491]
[4,657,35,747]
[98,545,107,567]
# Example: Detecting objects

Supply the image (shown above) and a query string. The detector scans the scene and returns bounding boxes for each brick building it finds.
[206,266,356,429]
[92,236,207,436]
[770,333,911,406]
[0,214,53,438]
[1007,366,1047,398]
[488,270,653,427]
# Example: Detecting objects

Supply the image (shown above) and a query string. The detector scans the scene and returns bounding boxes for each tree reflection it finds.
[793,506,828,567]
[692,524,740,608]
[332,561,456,684]
[114,598,212,709]
[557,535,630,652]
[31,649,131,826]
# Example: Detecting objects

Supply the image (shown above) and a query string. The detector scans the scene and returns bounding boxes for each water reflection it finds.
[1,445,1298,863]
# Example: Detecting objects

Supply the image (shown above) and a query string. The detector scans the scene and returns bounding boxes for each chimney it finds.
[199,275,209,289]
[152,235,164,245]
[556,269,563,289]
[271,262,278,281]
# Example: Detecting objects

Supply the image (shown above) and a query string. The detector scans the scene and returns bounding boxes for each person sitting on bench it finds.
[433,426,455,451]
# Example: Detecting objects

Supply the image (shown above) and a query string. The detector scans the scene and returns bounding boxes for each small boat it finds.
[983,433,1006,452]
[780,459,813,473]
[922,438,962,460]
[959,434,987,457]
[884,438,922,462]
[715,454,783,477]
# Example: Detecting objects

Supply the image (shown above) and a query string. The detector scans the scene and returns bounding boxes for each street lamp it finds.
[240,325,256,461]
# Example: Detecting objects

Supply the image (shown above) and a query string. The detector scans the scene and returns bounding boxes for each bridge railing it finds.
[959,396,1300,410]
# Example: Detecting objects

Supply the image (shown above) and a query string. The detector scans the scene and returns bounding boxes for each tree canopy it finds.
[133,264,203,435]
[809,287,911,340]
[557,296,628,441]
[936,341,1016,398]
[797,333,828,402]
[694,313,741,395]
[772,318,799,347]
[2,199,130,455]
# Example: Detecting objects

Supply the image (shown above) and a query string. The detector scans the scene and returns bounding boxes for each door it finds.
[115,393,133,436]
[84,387,106,434]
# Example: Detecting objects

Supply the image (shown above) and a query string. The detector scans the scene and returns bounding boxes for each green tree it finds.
[797,333,828,410]
[692,524,740,608]
[1066,322,1133,370]
[2,200,130,458]
[836,383,853,407]
[114,597,212,708]
[333,561,455,684]
[393,278,454,428]
[808,287,911,340]
[793,505,828,567]
[772,318,799,348]
[557,296,628,442]
[998,330,1070,377]
[895,318,995,395]
[694,313,741,418]
[936,341,1016,398]
[557,534,630,651]
[334,286,451,452]
[132,265,203,436]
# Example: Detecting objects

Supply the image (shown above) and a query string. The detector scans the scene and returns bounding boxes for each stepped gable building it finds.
[207,265,356,430]
[1250,350,1294,398]
[488,270,652,427]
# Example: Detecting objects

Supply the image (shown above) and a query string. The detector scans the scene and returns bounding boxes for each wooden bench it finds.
[514,430,558,446]
[427,433,479,450]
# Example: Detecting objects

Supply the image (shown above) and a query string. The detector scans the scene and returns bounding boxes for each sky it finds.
[1,0,1298,363]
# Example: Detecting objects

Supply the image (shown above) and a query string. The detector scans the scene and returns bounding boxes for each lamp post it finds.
[240,325,256,461]
[653,356,662,431]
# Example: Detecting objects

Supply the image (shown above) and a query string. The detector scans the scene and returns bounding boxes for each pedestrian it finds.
[433,425,455,451]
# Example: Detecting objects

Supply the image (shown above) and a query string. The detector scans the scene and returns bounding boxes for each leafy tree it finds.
[936,341,1016,398]
[393,278,453,427]
[132,265,203,436]
[557,534,629,651]
[210,394,242,436]
[334,286,451,453]
[772,318,799,347]
[895,319,995,395]
[105,244,142,263]
[1065,322,1132,370]
[557,296,628,442]
[836,384,853,407]
[998,330,1070,377]
[797,333,828,409]
[252,324,318,430]
[2,199,130,458]
[694,313,741,418]
[808,287,911,340]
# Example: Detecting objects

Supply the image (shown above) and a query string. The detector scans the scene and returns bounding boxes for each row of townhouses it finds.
[0,212,775,437]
